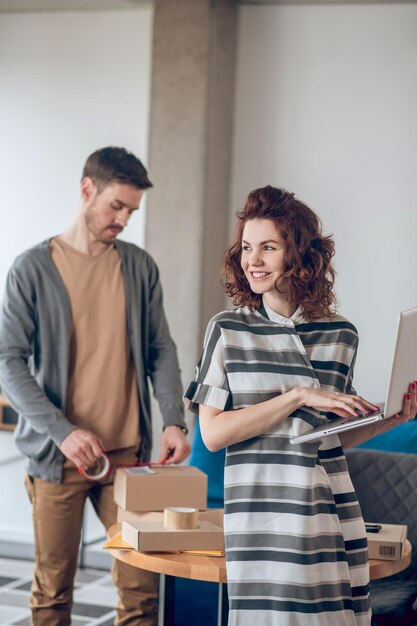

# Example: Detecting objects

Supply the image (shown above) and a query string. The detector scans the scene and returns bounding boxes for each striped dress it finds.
[184,302,371,626]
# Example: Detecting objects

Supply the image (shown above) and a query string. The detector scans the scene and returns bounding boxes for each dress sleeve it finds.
[344,342,358,396]
[183,318,231,415]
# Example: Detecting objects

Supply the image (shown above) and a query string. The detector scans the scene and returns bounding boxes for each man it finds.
[0,146,191,625]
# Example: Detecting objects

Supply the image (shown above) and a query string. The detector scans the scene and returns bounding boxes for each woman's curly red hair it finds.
[222,186,337,321]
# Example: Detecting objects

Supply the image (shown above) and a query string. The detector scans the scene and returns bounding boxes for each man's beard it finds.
[85,203,120,244]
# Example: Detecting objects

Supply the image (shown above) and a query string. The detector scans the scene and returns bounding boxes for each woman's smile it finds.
[250,270,272,280]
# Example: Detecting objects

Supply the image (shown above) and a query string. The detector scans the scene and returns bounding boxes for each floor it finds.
[0,557,117,626]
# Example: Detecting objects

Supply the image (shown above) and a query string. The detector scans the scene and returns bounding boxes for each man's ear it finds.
[81,177,96,201]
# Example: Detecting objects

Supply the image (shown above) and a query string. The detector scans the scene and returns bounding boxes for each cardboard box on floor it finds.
[121,518,225,552]
[117,507,224,529]
[114,465,208,512]
[367,523,407,561]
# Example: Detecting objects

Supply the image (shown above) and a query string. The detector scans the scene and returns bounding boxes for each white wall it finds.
[0,6,153,549]
[232,4,417,401]
[0,7,153,296]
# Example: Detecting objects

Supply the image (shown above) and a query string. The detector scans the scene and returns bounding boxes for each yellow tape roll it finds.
[164,507,199,530]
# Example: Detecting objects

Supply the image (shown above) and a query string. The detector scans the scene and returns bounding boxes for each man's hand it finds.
[59,428,104,471]
[158,425,191,465]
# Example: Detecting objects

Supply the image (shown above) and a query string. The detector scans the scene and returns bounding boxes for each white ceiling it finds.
[0,0,416,12]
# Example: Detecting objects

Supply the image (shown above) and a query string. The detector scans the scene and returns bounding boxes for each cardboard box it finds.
[114,465,208,512]
[367,523,407,561]
[121,519,225,552]
[117,507,224,529]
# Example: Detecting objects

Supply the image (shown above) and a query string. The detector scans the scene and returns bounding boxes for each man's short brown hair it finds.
[82,147,153,191]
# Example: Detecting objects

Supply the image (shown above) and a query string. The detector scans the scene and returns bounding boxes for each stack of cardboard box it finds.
[114,465,224,552]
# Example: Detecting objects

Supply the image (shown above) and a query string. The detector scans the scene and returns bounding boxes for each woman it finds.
[184,186,416,626]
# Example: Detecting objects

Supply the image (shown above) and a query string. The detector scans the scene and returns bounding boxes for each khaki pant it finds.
[24,446,158,626]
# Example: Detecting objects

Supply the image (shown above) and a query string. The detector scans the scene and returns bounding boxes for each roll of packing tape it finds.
[164,507,199,530]
[78,453,111,481]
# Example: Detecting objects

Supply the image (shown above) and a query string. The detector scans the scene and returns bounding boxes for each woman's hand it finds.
[340,381,417,448]
[384,381,417,428]
[297,387,379,419]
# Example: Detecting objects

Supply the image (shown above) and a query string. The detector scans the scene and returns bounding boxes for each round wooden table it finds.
[108,523,227,626]
[108,524,412,625]
[108,523,227,583]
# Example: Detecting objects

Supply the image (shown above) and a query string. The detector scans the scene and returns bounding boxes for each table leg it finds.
[217,582,229,626]
[158,574,176,626]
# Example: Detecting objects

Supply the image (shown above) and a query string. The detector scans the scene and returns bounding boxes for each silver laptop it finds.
[290,306,417,445]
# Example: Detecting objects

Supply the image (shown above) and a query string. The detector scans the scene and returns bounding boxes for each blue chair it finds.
[189,420,225,508]
[174,421,226,626]
[356,421,417,454]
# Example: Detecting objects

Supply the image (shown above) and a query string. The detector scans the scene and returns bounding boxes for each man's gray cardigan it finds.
[0,238,185,482]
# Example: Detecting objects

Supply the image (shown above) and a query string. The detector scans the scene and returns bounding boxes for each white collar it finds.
[262,298,304,326]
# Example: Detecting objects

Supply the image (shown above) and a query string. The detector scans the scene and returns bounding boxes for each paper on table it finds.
[181,549,225,557]
[103,533,134,550]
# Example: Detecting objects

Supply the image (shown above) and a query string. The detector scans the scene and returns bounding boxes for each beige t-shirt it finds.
[50,237,140,451]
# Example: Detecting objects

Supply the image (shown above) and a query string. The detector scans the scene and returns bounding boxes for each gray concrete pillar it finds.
[146,0,238,439]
